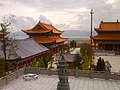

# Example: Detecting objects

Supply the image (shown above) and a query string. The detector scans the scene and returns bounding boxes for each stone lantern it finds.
[57,55,70,90]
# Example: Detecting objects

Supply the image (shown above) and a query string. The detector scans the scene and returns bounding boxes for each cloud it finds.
[0,14,38,38]
[39,15,51,24]
[1,0,120,35]
[54,24,70,30]
[0,3,3,6]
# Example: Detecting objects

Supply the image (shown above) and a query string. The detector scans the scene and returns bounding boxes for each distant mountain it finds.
[61,30,96,38]
[11,30,97,39]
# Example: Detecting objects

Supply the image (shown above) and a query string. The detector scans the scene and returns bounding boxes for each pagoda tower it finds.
[57,55,70,90]
[92,20,120,52]
[22,21,68,54]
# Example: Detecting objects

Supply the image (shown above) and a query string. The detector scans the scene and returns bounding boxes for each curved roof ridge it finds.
[50,24,64,33]
[39,22,63,34]
[22,29,51,34]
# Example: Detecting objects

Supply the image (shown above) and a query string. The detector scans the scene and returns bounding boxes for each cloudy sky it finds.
[0,0,120,37]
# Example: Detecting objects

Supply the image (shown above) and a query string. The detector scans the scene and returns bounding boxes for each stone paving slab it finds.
[1,75,120,90]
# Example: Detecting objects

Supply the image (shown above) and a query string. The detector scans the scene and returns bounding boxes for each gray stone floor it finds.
[1,75,120,90]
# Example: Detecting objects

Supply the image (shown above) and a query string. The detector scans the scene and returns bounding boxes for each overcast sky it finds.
[0,0,120,33]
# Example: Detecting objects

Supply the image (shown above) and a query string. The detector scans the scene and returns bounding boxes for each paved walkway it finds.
[1,75,120,90]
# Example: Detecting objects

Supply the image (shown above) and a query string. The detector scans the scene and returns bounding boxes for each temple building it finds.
[0,39,48,69]
[92,20,120,52]
[22,21,68,54]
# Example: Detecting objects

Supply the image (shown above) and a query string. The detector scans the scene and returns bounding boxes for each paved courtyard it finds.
[71,48,120,72]
[94,55,120,72]
[1,74,120,90]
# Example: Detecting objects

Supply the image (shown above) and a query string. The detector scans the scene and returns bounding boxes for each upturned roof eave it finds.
[21,29,51,34]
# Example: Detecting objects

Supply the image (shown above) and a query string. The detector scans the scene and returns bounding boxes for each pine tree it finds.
[82,50,89,70]
[73,53,82,69]
[0,59,5,77]
[96,57,105,71]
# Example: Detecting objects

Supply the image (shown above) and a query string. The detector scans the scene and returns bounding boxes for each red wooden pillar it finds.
[90,9,93,66]
[54,47,56,54]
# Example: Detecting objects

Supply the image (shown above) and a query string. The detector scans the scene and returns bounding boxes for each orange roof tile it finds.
[33,36,68,44]
[92,35,120,40]
[22,29,51,34]
[22,21,64,34]
[39,22,64,34]
[34,37,55,44]
[49,36,68,43]
[95,21,120,31]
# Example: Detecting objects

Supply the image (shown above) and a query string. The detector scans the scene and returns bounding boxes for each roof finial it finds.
[117,19,119,22]
[39,20,41,23]
[101,20,103,23]
[50,22,52,25]
[90,9,94,14]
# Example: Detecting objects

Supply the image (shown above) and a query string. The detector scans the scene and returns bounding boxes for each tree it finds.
[80,43,90,70]
[38,57,45,68]
[96,57,105,71]
[70,40,76,48]
[73,53,83,69]
[0,59,5,77]
[0,59,14,77]
[30,59,38,67]
[82,50,89,70]
[32,52,53,68]
[43,53,53,68]
[80,43,90,58]
[0,15,16,74]
[64,45,70,53]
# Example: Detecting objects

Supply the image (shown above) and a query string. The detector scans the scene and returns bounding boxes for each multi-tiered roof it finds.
[22,21,67,44]
[92,21,120,41]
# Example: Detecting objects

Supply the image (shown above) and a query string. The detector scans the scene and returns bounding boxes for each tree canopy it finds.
[96,57,105,71]
[70,40,76,48]
[80,43,90,58]
[79,43,90,70]
[73,53,83,69]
